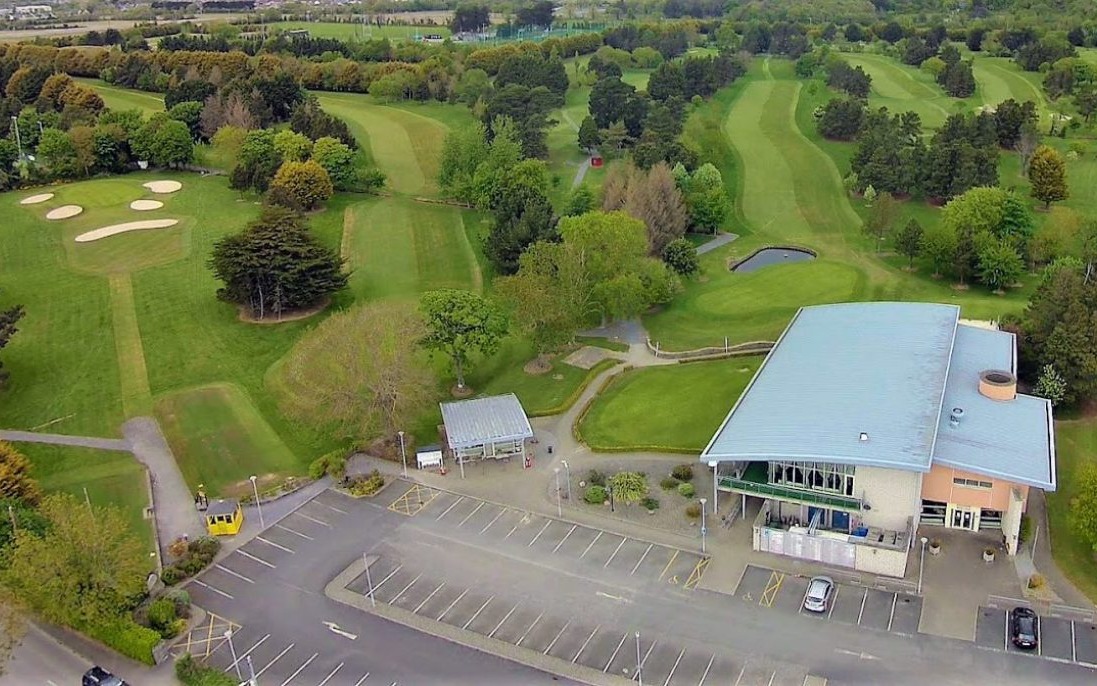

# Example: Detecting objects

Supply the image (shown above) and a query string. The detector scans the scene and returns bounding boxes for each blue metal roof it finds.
[440,393,533,451]
[934,325,1055,490]
[701,302,959,471]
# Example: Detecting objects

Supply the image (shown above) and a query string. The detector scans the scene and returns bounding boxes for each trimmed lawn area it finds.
[970,56,1051,124]
[155,383,300,496]
[1046,419,1097,604]
[578,357,763,452]
[842,52,971,130]
[20,443,154,552]
[272,22,451,41]
[76,78,165,116]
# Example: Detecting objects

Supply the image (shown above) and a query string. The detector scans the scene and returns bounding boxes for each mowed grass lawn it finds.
[578,357,763,452]
[1046,419,1097,604]
[19,443,154,552]
[76,78,165,116]
[272,21,451,41]
[842,52,971,130]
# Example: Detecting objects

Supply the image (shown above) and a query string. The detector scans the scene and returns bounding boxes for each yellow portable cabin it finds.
[205,499,243,536]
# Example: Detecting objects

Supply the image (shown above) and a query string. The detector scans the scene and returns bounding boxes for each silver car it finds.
[802,576,834,613]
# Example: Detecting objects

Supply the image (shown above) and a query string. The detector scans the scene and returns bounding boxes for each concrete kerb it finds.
[325,556,629,686]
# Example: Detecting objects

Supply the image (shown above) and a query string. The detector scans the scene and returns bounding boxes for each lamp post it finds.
[246,654,258,686]
[398,430,408,478]
[699,497,708,554]
[10,116,21,159]
[250,475,264,529]
[561,460,571,501]
[225,629,242,680]
[635,631,642,686]
[553,467,562,517]
[918,536,928,594]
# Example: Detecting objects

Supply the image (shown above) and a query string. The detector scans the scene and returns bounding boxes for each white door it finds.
[947,504,980,531]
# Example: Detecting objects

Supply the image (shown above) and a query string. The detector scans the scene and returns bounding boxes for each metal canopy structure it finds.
[440,393,534,460]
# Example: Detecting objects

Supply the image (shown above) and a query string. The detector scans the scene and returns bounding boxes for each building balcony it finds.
[718,462,862,512]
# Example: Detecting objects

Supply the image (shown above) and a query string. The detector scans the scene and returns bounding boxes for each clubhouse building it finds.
[700,302,1056,577]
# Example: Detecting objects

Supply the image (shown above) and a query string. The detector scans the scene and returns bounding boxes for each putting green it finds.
[155,383,300,496]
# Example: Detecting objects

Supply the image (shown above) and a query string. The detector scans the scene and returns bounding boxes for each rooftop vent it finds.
[858,432,869,442]
[949,407,964,428]
[979,369,1017,402]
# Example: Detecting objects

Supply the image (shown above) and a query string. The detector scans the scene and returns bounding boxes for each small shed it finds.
[205,499,243,536]
[440,393,534,462]
[416,444,444,470]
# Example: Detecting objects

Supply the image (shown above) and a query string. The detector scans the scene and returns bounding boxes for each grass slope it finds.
[77,78,165,116]
[1046,419,1097,604]
[842,52,967,130]
[578,357,763,451]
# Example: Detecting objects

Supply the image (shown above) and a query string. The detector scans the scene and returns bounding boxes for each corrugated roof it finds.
[933,325,1055,490]
[440,393,533,450]
[701,302,960,471]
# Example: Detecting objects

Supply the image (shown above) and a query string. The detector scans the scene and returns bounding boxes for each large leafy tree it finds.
[895,218,924,268]
[624,162,688,254]
[0,301,24,388]
[310,137,357,191]
[1029,145,1069,209]
[208,206,347,319]
[230,128,282,193]
[485,159,556,274]
[276,302,437,441]
[683,163,730,234]
[0,443,40,505]
[4,494,147,628]
[977,238,1025,292]
[268,160,334,211]
[419,289,508,390]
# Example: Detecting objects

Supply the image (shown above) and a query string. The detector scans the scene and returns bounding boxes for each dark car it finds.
[1009,607,1039,650]
[82,666,127,686]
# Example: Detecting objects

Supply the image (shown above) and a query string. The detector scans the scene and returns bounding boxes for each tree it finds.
[922,224,957,277]
[589,76,636,129]
[609,471,648,504]
[276,302,437,441]
[231,128,282,194]
[895,218,924,268]
[0,443,40,506]
[0,302,24,389]
[625,162,688,254]
[1071,463,1097,552]
[167,101,204,141]
[662,238,700,276]
[4,494,146,627]
[36,128,78,178]
[132,115,193,168]
[1074,86,1097,123]
[419,290,507,390]
[268,160,333,211]
[455,69,492,107]
[865,191,898,250]
[485,158,556,274]
[310,137,356,191]
[496,244,577,356]
[439,122,491,204]
[1029,145,1069,209]
[209,206,347,319]
[1034,364,1066,406]
[565,185,593,216]
[577,115,601,153]
[452,3,489,32]
[273,129,312,163]
[816,97,866,140]
[993,99,1037,149]
[978,238,1025,292]
[684,163,730,234]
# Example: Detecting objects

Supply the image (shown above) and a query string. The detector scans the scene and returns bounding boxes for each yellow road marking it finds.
[659,549,680,582]
[173,612,240,658]
[760,570,785,608]
[684,557,710,591]
[387,484,439,516]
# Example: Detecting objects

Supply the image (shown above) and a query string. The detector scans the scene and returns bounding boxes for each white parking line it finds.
[631,544,654,575]
[828,587,839,619]
[544,621,571,655]
[697,653,716,686]
[215,564,254,584]
[275,524,314,540]
[237,550,275,569]
[663,648,685,686]
[256,536,294,553]
[1037,617,1042,657]
[227,634,270,674]
[573,626,600,663]
[604,633,627,672]
[527,520,552,547]
[437,497,464,521]
[295,512,331,528]
[353,673,370,686]
[256,643,294,677]
[316,501,349,515]
[580,531,603,559]
[458,502,485,527]
[316,662,343,686]
[1071,620,1077,662]
[438,589,469,621]
[191,579,233,599]
[887,593,898,631]
[856,588,868,625]
[603,537,628,568]
[516,612,543,647]
[766,671,776,686]
[463,596,494,630]
[414,583,445,614]
[490,603,520,638]
[394,574,422,602]
[634,640,657,681]
[279,652,318,686]
[480,508,507,534]
[553,525,578,553]
[373,565,402,591]
[733,666,746,685]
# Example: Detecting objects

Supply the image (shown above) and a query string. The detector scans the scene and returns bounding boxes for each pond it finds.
[731,247,816,273]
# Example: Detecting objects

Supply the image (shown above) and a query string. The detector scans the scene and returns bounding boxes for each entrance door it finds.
[831,510,850,532]
[949,505,979,531]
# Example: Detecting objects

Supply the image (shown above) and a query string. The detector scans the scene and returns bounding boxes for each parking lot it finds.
[735,564,923,636]
[975,601,1097,668]
[382,484,710,591]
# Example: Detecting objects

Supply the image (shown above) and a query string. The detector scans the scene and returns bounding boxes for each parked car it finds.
[82,666,127,686]
[1009,607,1039,650]
[802,576,835,613]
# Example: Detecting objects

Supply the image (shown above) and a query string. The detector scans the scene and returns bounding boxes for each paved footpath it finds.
[123,416,205,545]
[0,429,130,451]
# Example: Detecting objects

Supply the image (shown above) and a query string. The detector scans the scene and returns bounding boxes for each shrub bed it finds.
[85,618,160,665]
[161,537,221,586]
[176,654,237,686]
[584,485,607,504]
[343,469,385,497]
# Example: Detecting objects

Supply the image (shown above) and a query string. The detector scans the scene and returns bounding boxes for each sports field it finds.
[272,21,452,41]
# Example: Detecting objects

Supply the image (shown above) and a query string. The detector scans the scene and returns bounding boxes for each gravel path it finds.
[122,417,205,545]
[0,430,130,451]
[696,231,739,255]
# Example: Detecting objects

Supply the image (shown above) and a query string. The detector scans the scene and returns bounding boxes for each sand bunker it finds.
[46,205,83,220]
[130,199,164,211]
[75,219,179,243]
[143,180,183,194]
[20,193,54,205]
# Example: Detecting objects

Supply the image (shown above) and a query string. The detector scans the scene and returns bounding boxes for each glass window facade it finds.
[768,461,856,497]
